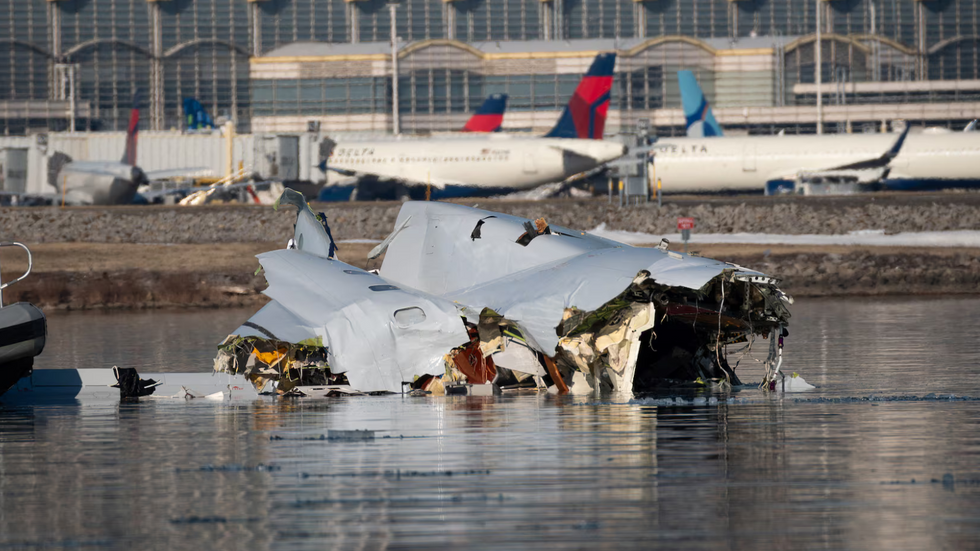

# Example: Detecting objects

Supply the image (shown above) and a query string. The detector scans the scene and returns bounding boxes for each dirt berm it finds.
[4,193,980,244]
[1,194,979,310]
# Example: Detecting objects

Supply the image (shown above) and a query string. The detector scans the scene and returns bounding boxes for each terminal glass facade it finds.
[452,0,542,42]
[252,77,390,116]
[60,0,154,130]
[158,0,250,131]
[0,0,978,134]
[259,0,349,48]
[0,0,49,103]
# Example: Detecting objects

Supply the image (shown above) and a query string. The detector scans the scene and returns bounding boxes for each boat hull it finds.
[0,302,46,395]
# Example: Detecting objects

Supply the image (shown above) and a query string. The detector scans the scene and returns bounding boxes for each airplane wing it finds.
[826,124,910,172]
[66,168,123,178]
[61,163,210,183]
[174,181,281,206]
[58,161,136,179]
[143,167,213,181]
[319,161,462,188]
[321,164,465,189]
[766,124,911,184]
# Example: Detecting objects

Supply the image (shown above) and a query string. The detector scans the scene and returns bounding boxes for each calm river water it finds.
[2,297,980,549]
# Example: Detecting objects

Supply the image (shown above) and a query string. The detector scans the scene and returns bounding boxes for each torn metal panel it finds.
[447,247,761,354]
[377,201,777,357]
[275,188,338,260]
[375,202,791,394]
[379,201,767,293]
[369,215,413,260]
[491,337,546,378]
[590,302,657,393]
[256,250,470,393]
[233,300,319,344]
[206,193,796,398]
[379,202,620,296]
[449,339,496,385]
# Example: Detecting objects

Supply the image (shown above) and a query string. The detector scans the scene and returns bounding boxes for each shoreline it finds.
[3,241,979,311]
[3,195,980,310]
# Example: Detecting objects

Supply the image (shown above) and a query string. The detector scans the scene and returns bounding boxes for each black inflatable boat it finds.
[0,242,47,396]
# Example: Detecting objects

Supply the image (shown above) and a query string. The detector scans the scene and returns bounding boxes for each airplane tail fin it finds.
[678,70,723,138]
[47,152,73,191]
[462,94,507,132]
[544,52,616,140]
[122,91,140,166]
[183,97,215,131]
[965,119,977,132]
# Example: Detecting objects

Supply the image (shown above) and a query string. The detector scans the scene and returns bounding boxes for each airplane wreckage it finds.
[211,190,795,398]
[0,190,799,403]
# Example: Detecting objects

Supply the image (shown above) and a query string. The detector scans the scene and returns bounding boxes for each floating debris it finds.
[215,189,795,398]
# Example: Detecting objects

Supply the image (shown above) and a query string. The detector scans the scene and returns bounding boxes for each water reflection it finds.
[2,297,980,549]
[36,307,255,371]
[1,395,979,549]
[743,296,980,396]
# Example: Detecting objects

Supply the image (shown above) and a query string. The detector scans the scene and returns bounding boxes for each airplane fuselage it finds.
[651,133,980,192]
[324,136,626,191]
[58,161,143,205]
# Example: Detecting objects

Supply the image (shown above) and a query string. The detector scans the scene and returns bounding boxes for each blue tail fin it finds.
[544,52,616,140]
[678,70,723,138]
[183,97,215,131]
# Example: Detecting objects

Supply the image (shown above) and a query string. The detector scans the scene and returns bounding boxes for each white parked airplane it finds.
[650,73,980,194]
[318,53,626,199]
[3,95,207,206]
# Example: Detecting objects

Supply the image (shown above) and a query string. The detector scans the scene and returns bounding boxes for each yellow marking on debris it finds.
[253,347,287,365]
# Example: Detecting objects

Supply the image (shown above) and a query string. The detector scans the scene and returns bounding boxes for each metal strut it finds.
[760,324,785,391]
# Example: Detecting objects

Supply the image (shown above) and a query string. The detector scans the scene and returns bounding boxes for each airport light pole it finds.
[815,0,823,135]
[55,63,77,133]
[870,1,880,82]
[389,2,400,135]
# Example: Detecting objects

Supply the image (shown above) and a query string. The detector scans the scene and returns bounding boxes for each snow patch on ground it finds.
[338,238,383,244]
[590,224,980,248]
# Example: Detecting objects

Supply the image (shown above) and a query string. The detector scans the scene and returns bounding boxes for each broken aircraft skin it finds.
[216,189,794,397]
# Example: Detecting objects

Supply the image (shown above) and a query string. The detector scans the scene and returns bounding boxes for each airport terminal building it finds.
[1,0,979,136]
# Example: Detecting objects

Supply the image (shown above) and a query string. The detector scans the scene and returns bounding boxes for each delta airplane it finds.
[649,72,980,194]
[318,53,626,199]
